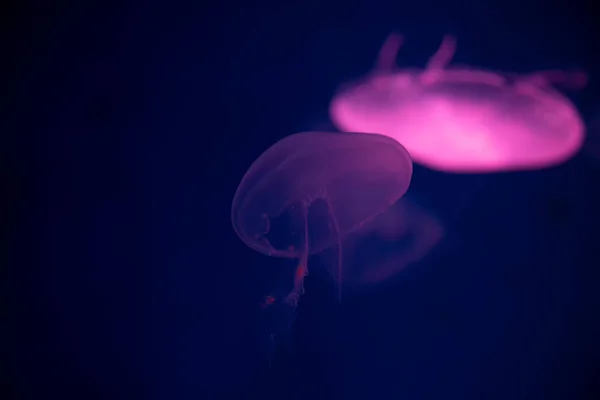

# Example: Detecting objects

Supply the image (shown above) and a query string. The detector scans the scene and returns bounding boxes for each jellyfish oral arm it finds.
[284,253,308,307]
[376,33,404,71]
[326,195,343,303]
[425,35,457,71]
[284,204,310,307]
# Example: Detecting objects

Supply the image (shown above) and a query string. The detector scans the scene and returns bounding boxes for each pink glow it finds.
[232,131,412,304]
[322,197,444,292]
[330,34,587,173]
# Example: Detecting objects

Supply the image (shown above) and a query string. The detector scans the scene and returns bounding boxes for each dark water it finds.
[5,0,599,399]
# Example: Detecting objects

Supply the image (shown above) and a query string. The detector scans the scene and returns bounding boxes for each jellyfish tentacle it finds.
[259,297,298,366]
[426,35,457,71]
[284,293,298,307]
[265,333,276,368]
[285,249,309,306]
[376,33,404,72]
[421,35,457,85]
[324,187,344,303]
[332,212,343,303]
[284,201,310,307]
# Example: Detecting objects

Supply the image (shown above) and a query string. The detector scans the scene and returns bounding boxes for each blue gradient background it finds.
[5,0,600,399]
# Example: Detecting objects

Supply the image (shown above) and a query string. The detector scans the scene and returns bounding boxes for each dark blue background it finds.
[6,0,600,399]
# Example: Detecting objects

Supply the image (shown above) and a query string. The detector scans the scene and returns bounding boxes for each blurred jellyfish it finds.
[319,196,444,292]
[232,131,412,305]
[330,34,587,173]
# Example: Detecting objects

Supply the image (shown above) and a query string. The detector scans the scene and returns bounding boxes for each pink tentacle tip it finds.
[386,33,404,48]
[441,35,457,47]
[426,35,457,72]
[438,35,457,56]
[260,295,276,309]
[376,33,405,71]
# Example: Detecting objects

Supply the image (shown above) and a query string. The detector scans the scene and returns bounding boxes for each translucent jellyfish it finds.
[319,196,444,292]
[330,34,587,173]
[231,131,412,308]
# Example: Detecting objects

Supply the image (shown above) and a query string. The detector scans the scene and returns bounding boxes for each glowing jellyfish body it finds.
[231,131,412,306]
[330,34,587,173]
[323,197,444,291]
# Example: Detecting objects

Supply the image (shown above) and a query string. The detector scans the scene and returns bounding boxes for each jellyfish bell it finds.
[232,131,413,258]
[231,130,413,306]
[320,196,444,293]
[329,34,587,173]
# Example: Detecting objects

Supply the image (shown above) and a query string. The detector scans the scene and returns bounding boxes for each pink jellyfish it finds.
[320,196,444,292]
[231,131,412,307]
[329,34,587,173]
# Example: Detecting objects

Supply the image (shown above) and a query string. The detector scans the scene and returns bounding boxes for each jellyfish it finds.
[232,131,412,361]
[232,131,412,307]
[329,34,587,173]
[318,196,444,292]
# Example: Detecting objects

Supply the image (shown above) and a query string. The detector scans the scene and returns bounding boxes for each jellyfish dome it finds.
[232,131,412,258]
[232,131,412,305]
[329,34,587,173]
